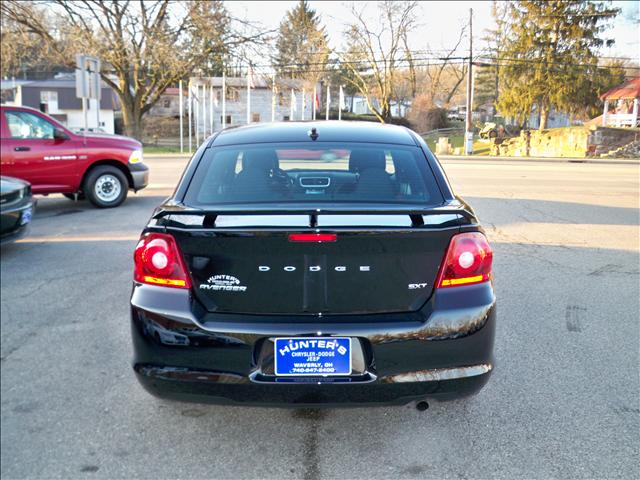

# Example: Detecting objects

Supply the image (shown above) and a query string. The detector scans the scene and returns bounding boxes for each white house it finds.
[346,95,410,118]
[0,78,118,133]
[185,77,322,135]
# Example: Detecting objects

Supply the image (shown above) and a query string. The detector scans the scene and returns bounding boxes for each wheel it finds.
[84,166,128,208]
[488,130,498,139]
[63,193,85,201]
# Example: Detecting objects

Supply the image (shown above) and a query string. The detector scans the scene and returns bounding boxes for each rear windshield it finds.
[184,143,443,206]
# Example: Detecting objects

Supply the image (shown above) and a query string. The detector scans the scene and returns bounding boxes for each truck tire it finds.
[84,166,128,208]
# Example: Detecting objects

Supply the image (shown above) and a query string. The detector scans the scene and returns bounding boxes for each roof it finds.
[190,76,269,89]
[21,79,112,89]
[210,121,417,147]
[0,79,34,90]
[600,77,640,100]
[189,76,314,90]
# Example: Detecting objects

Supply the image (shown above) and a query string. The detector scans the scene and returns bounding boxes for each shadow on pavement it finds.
[466,196,639,226]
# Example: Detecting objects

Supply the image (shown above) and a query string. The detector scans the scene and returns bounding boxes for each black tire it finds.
[84,166,128,208]
[488,130,498,139]
[63,193,86,201]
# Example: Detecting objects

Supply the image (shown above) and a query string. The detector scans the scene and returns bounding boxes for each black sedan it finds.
[1,176,34,244]
[130,121,495,407]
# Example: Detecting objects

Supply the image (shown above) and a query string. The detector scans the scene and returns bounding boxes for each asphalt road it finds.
[1,156,639,480]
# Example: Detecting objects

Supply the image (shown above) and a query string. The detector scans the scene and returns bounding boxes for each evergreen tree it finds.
[192,1,232,77]
[274,0,329,81]
[496,0,618,129]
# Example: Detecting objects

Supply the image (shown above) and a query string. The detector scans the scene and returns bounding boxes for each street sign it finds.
[75,55,101,100]
[75,55,101,133]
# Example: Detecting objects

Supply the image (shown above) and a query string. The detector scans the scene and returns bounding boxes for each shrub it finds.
[328,111,413,128]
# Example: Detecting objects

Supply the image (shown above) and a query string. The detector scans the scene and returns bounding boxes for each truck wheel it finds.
[84,166,128,208]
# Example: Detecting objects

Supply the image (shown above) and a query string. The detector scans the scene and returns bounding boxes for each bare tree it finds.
[420,25,469,108]
[1,0,267,139]
[1,6,51,79]
[402,31,417,99]
[341,1,418,123]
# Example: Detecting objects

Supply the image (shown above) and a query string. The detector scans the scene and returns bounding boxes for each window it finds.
[283,115,290,121]
[184,143,443,207]
[163,99,171,108]
[226,87,239,102]
[220,115,232,125]
[39,91,58,113]
[252,113,260,123]
[5,111,55,139]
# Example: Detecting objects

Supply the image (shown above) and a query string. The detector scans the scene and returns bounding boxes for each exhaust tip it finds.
[416,401,429,412]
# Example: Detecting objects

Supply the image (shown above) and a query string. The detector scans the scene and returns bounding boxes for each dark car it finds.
[1,176,35,244]
[131,121,495,407]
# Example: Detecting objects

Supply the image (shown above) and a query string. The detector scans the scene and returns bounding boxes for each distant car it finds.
[1,176,35,244]
[447,110,464,121]
[0,105,149,208]
[130,121,496,407]
[479,122,498,139]
[71,127,108,134]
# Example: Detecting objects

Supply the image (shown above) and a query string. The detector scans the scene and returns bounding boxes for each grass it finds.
[423,134,491,156]
[143,145,188,155]
[143,137,493,156]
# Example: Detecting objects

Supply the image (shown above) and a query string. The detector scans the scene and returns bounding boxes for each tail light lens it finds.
[134,233,191,289]
[436,232,493,288]
[288,233,337,242]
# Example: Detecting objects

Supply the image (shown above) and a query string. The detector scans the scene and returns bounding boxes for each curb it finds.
[437,155,639,165]
[144,153,192,157]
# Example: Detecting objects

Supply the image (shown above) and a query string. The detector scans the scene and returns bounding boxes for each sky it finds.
[227,0,640,66]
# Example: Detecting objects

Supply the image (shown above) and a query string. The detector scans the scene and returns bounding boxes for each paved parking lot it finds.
[1,156,638,479]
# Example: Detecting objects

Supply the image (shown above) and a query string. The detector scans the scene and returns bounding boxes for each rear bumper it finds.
[128,163,149,191]
[135,365,492,407]
[131,283,496,407]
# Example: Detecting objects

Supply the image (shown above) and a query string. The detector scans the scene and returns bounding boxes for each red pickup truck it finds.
[0,105,148,208]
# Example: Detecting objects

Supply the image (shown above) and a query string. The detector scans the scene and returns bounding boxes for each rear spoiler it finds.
[152,206,476,228]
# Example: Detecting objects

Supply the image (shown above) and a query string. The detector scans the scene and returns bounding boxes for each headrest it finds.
[242,149,279,173]
[349,149,386,172]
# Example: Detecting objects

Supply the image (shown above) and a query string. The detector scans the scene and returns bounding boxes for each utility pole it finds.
[188,79,192,152]
[465,7,474,155]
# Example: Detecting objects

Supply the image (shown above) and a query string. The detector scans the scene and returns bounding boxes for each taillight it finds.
[436,232,493,288]
[134,233,191,289]
[288,233,337,242]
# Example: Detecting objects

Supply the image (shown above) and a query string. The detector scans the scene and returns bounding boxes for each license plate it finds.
[274,337,352,376]
[20,208,32,226]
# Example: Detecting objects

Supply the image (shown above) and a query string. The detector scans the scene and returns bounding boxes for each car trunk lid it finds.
[161,210,463,315]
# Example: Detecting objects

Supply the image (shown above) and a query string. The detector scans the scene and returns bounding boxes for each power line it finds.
[223,48,638,71]
[476,56,639,70]
[12,55,639,82]
[8,53,637,81]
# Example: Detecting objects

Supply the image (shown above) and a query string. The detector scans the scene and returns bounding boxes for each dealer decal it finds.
[43,155,77,161]
[199,274,247,292]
